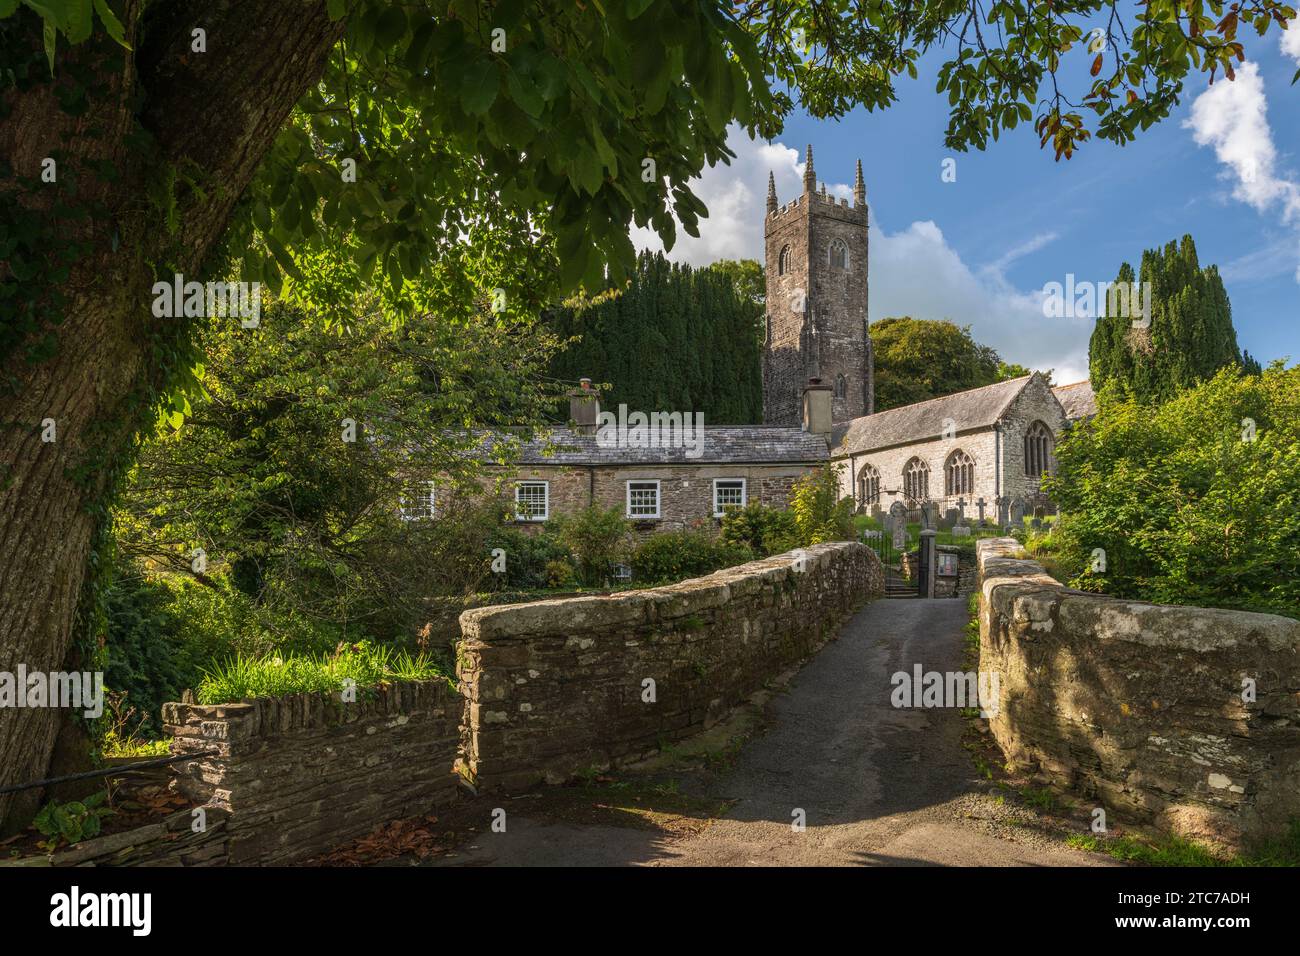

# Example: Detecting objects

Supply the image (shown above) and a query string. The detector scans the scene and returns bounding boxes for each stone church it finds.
[455,146,1094,532]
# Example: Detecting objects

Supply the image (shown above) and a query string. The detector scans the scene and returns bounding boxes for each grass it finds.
[101,734,171,758]
[196,641,448,704]
[1065,819,1300,867]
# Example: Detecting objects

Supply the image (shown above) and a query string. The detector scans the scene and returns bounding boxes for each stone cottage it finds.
[447,145,1095,531]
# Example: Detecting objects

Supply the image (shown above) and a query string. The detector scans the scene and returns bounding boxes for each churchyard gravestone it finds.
[940,507,958,531]
[1011,499,1025,528]
[975,497,987,526]
[952,525,971,537]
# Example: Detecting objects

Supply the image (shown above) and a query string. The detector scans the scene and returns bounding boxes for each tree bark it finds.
[0,0,345,831]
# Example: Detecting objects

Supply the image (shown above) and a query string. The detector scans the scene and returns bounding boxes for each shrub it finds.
[33,792,114,851]
[719,502,800,556]
[546,505,633,586]
[483,525,573,589]
[789,465,855,545]
[1046,365,1300,616]
[631,530,753,584]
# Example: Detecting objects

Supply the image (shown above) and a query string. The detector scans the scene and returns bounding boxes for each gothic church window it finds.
[944,449,975,497]
[1024,421,1054,478]
[858,464,880,507]
[778,245,791,276]
[834,374,846,400]
[903,457,929,505]
[829,239,848,270]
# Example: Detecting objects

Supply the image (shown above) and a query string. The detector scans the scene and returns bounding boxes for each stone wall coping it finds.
[976,537,1300,652]
[161,676,456,732]
[460,541,867,642]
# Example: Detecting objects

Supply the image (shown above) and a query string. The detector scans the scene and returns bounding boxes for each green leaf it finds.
[326,0,346,20]
[63,0,93,43]
[93,0,130,48]
[43,18,56,75]
[506,67,544,118]
[461,59,499,115]
[373,6,406,48]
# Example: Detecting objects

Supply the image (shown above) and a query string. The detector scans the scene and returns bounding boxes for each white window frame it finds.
[399,480,436,522]
[712,478,747,517]
[514,480,549,522]
[626,480,661,519]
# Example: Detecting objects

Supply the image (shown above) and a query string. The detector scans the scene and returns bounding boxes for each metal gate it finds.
[859,526,918,598]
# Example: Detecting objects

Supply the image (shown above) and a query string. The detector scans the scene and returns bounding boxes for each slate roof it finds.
[1052,380,1097,421]
[830,376,1033,456]
[476,426,830,466]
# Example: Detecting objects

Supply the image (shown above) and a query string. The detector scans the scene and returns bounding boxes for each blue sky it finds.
[635,27,1300,384]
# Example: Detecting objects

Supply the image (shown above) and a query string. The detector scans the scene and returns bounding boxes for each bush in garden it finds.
[789,465,855,545]
[1046,365,1300,617]
[483,525,573,590]
[546,505,633,586]
[718,502,800,556]
[631,530,753,585]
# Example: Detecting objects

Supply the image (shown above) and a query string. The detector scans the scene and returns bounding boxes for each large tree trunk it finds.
[0,1,345,831]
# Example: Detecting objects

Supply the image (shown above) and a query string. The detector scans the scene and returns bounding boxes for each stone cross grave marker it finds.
[889,501,908,550]
[976,497,986,525]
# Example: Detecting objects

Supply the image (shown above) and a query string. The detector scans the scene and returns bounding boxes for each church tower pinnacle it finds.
[802,144,816,194]
[767,171,777,214]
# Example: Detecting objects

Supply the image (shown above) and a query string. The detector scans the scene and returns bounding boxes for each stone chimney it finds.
[801,378,833,438]
[568,377,600,434]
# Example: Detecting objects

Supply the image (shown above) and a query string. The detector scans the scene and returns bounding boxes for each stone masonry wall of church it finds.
[832,377,1071,517]
[763,195,810,426]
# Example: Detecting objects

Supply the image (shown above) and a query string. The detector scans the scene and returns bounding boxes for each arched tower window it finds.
[833,373,846,400]
[778,245,791,276]
[858,463,881,507]
[902,457,929,506]
[944,449,975,497]
[1024,421,1054,478]
[829,238,848,270]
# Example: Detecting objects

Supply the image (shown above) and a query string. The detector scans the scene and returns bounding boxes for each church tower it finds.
[762,147,873,425]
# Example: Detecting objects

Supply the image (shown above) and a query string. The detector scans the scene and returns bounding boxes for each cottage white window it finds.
[399,480,436,521]
[514,480,549,521]
[712,478,747,517]
[858,464,880,506]
[902,457,929,506]
[1024,421,1055,479]
[626,480,661,519]
[829,239,848,270]
[944,449,975,497]
[778,245,791,276]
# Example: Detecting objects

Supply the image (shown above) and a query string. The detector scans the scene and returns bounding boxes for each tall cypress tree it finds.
[545,251,763,423]
[1089,235,1247,403]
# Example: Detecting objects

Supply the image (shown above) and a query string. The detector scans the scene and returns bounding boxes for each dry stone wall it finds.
[458,542,882,791]
[977,538,1300,852]
[164,679,461,865]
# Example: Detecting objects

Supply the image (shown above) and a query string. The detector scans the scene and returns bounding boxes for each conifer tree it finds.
[1089,236,1246,402]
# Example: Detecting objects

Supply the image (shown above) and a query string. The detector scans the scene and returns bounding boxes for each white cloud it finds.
[632,128,1091,384]
[1184,60,1300,280]
[1282,21,1300,62]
